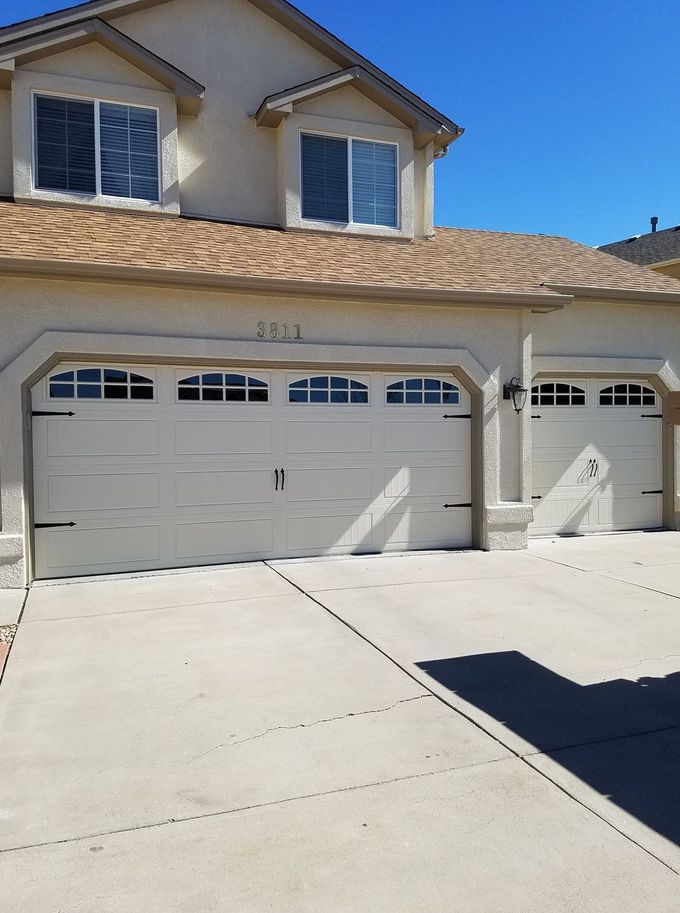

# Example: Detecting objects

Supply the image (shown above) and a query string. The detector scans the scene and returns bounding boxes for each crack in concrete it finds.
[189,694,432,760]
[578,654,680,676]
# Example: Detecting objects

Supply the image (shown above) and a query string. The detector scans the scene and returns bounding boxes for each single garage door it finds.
[530,378,663,536]
[31,363,472,579]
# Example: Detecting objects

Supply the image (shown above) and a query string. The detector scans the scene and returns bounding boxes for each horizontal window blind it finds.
[35,96,96,194]
[301,133,349,222]
[100,103,159,202]
[352,140,398,227]
[35,96,159,203]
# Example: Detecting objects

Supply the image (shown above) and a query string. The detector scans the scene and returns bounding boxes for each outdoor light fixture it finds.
[503,377,528,414]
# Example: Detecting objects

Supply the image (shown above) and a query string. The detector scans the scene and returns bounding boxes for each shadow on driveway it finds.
[417,651,680,849]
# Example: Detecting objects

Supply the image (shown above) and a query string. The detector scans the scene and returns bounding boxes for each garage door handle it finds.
[274,468,279,491]
[281,468,285,491]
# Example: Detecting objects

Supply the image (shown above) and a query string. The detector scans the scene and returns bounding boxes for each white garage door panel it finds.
[286,421,371,453]
[595,421,660,448]
[43,525,161,570]
[47,420,159,457]
[175,470,273,507]
[176,519,273,559]
[533,458,592,489]
[286,513,374,551]
[384,465,464,499]
[597,495,662,528]
[175,421,272,455]
[383,509,471,547]
[32,366,472,578]
[384,421,465,453]
[285,467,373,502]
[46,473,161,512]
[532,420,589,449]
[598,458,660,486]
[531,378,662,537]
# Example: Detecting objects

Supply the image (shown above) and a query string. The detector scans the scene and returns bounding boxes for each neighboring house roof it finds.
[0,17,205,113]
[2,201,680,310]
[256,66,447,149]
[598,225,680,268]
[0,0,463,151]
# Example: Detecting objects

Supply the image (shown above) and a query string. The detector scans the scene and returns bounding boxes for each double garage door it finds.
[31,363,473,579]
[531,378,663,536]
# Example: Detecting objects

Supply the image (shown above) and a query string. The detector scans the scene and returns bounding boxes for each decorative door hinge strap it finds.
[443,414,472,419]
[443,502,472,509]
[32,411,76,417]
[35,522,77,529]
[532,415,542,419]
[641,414,663,418]
[641,490,663,495]
[531,495,542,500]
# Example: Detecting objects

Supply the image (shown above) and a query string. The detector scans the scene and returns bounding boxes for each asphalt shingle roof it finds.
[599,226,680,267]
[1,201,680,300]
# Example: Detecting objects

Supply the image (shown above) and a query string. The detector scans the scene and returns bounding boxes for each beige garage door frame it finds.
[531,356,680,536]
[5,332,499,584]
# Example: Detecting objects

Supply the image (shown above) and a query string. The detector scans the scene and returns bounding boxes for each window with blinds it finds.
[301,132,398,228]
[35,95,159,203]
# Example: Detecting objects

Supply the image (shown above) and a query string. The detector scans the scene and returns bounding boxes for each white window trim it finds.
[384,376,461,407]
[32,89,162,205]
[175,370,272,405]
[299,129,400,230]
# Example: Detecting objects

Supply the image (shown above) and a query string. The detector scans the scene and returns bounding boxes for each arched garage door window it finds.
[531,382,586,407]
[49,368,154,400]
[177,373,269,402]
[599,383,656,407]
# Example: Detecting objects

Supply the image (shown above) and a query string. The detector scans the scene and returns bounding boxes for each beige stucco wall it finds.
[653,262,680,280]
[0,0,436,233]
[0,277,529,586]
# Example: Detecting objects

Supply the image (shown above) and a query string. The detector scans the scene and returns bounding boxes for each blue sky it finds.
[1,0,678,246]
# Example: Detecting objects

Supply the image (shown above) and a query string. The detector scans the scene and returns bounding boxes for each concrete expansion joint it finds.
[190,694,433,759]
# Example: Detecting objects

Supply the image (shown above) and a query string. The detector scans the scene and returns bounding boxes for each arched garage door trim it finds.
[0,331,499,584]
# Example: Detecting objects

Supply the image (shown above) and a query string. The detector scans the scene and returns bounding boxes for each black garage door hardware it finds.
[443,414,471,419]
[35,522,77,529]
[531,415,542,419]
[32,411,76,417]
[641,414,663,418]
[641,490,663,495]
[443,503,472,509]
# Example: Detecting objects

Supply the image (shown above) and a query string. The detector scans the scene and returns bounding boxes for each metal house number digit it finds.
[256,322,303,341]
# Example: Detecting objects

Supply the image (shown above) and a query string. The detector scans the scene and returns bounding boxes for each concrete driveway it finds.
[1,531,680,911]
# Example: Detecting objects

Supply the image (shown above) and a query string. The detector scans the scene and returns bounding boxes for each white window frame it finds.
[286,372,371,406]
[384,376,461,407]
[299,129,400,229]
[46,364,158,403]
[32,89,161,204]
[175,370,271,405]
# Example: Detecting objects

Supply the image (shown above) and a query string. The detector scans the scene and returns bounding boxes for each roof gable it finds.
[0,17,205,113]
[0,0,462,149]
[256,66,448,148]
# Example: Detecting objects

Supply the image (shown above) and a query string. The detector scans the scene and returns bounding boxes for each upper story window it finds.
[301,133,398,228]
[35,95,160,203]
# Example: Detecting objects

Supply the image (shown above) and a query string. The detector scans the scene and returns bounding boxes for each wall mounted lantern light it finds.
[503,377,528,414]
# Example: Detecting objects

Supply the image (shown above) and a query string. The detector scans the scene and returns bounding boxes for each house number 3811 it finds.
[257,322,303,340]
